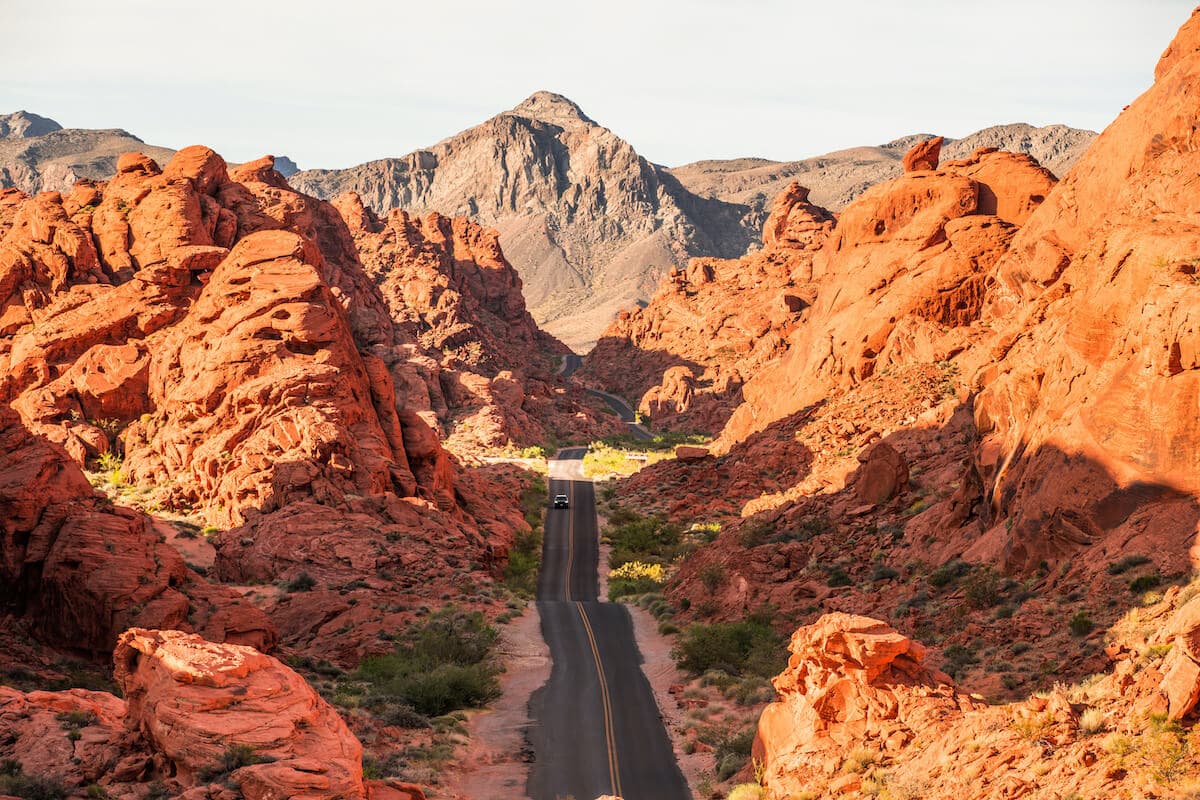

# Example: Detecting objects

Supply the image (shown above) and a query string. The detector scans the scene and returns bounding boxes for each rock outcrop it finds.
[969,5,1200,573]
[0,404,275,656]
[721,146,1055,445]
[115,628,365,797]
[0,145,554,668]
[581,181,834,431]
[669,123,1094,214]
[1,628,421,799]
[331,193,616,452]
[758,604,1200,800]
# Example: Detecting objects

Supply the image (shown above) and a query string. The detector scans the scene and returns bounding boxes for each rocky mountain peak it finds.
[508,90,595,127]
[0,110,62,139]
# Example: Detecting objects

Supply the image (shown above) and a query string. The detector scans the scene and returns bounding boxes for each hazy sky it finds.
[1,1,1193,169]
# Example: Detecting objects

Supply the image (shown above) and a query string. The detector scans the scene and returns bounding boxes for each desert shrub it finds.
[607,512,683,568]
[841,747,879,774]
[1069,611,1094,637]
[714,725,757,780]
[1011,711,1054,741]
[928,559,970,588]
[699,563,726,592]
[55,710,96,730]
[825,566,852,587]
[727,784,763,800]
[674,615,784,678]
[608,561,666,600]
[518,480,547,528]
[198,744,275,780]
[1129,574,1162,593]
[1078,707,1107,735]
[1107,554,1152,575]
[964,566,1001,608]
[353,608,499,717]
[872,564,900,582]
[503,525,542,597]
[284,571,317,593]
[0,774,67,800]
[738,520,772,548]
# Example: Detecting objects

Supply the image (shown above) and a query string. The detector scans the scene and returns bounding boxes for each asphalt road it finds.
[561,355,653,441]
[527,447,689,800]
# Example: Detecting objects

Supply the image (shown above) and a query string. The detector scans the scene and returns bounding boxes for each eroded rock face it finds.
[721,147,1055,447]
[332,194,616,453]
[582,181,835,432]
[0,628,412,799]
[115,628,365,798]
[758,600,1200,800]
[0,144,557,667]
[0,404,275,655]
[971,6,1200,571]
[758,614,971,779]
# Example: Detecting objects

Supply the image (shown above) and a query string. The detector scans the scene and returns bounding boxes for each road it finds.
[561,355,653,441]
[527,447,689,800]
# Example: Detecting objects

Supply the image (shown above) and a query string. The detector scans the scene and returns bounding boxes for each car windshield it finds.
[555,495,567,500]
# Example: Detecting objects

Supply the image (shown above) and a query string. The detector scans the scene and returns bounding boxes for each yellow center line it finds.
[577,601,622,798]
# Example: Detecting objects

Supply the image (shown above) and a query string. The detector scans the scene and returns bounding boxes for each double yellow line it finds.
[557,464,622,797]
[577,601,623,798]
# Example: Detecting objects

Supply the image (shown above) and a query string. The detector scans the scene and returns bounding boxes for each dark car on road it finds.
[553,494,569,509]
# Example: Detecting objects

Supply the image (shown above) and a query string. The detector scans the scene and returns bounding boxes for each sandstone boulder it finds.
[116,628,366,798]
[902,136,943,172]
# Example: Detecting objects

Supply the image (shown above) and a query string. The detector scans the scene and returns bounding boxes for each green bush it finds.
[699,563,726,592]
[0,774,67,800]
[197,744,275,781]
[354,608,500,717]
[1069,611,1095,637]
[1107,555,1151,575]
[964,566,1001,609]
[715,725,757,780]
[825,567,852,587]
[503,525,543,597]
[607,512,683,568]
[284,571,317,593]
[674,616,784,678]
[929,559,970,588]
[1129,574,1162,593]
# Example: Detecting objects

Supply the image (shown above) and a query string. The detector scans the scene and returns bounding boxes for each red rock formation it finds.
[116,628,365,797]
[332,194,616,452]
[1,628,418,799]
[0,145,556,672]
[581,181,834,432]
[722,147,1055,446]
[901,135,943,172]
[758,602,1200,800]
[0,404,274,655]
[969,7,1200,573]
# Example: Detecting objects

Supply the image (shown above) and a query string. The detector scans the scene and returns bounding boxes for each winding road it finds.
[526,447,689,800]
[561,354,652,441]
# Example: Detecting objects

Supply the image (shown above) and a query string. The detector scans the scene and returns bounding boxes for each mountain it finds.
[291,91,757,351]
[0,112,176,195]
[668,122,1096,215]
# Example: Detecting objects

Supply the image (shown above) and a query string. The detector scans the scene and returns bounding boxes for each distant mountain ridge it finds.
[669,122,1097,214]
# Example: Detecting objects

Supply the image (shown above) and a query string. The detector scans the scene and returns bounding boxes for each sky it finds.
[0,0,1194,170]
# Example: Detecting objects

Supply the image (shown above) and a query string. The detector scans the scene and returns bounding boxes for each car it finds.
[553,494,570,509]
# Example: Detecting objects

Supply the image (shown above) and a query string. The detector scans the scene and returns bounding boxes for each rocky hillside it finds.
[669,122,1095,216]
[591,7,1200,798]
[291,92,756,350]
